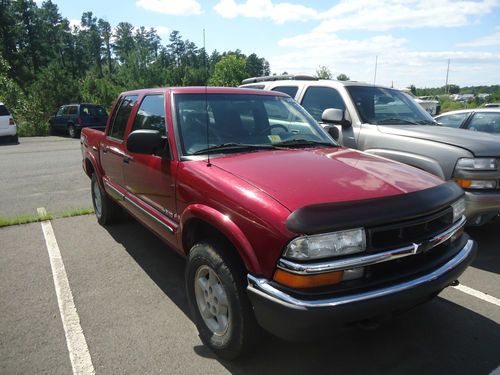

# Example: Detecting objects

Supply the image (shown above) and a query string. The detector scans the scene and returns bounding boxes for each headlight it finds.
[284,228,366,261]
[456,158,497,171]
[451,197,466,222]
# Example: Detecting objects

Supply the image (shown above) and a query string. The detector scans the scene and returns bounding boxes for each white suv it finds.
[0,103,18,143]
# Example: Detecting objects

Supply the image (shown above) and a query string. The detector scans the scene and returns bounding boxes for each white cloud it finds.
[457,31,500,47]
[136,0,202,16]
[316,0,499,32]
[153,25,170,37]
[213,0,318,24]
[271,32,500,87]
[68,19,81,30]
[214,0,499,28]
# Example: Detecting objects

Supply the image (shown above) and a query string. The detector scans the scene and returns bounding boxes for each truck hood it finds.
[211,148,443,212]
[378,125,500,157]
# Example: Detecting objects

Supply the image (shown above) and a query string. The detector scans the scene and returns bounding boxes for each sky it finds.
[47,0,500,88]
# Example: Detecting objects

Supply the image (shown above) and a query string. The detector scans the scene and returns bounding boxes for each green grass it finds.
[0,211,53,227]
[59,207,95,218]
[0,207,94,228]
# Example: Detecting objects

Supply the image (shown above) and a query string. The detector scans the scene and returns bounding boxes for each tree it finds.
[410,84,417,95]
[316,66,332,79]
[447,84,460,94]
[336,73,350,81]
[209,54,247,87]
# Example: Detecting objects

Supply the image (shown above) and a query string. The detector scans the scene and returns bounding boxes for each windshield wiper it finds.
[192,143,279,155]
[377,118,420,125]
[272,139,336,148]
[416,120,438,125]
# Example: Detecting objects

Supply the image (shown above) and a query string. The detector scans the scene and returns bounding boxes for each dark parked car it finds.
[49,103,108,138]
[435,108,500,135]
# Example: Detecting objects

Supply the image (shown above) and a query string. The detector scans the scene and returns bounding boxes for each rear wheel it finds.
[186,240,260,360]
[11,134,18,143]
[91,174,119,225]
[68,124,78,138]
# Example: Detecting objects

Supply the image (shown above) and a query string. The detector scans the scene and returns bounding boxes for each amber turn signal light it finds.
[273,268,343,289]
[454,179,472,188]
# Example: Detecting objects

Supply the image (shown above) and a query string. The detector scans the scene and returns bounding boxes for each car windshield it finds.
[174,93,336,156]
[81,105,107,116]
[346,86,436,125]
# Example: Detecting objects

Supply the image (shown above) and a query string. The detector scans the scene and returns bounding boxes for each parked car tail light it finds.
[9,118,15,126]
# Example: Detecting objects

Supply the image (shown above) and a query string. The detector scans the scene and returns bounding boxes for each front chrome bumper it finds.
[248,239,474,309]
[247,236,476,340]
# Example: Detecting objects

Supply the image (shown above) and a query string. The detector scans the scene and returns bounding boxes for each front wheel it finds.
[91,174,119,225]
[186,240,260,360]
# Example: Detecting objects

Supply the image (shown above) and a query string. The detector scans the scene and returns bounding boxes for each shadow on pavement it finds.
[467,221,500,275]
[105,218,500,375]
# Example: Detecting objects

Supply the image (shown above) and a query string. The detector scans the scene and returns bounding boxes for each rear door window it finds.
[301,87,346,122]
[272,86,298,98]
[132,95,166,135]
[108,95,138,140]
[435,113,469,128]
[81,105,107,116]
[56,107,65,116]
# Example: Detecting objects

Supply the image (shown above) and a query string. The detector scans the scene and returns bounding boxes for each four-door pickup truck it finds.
[240,76,500,226]
[81,87,476,360]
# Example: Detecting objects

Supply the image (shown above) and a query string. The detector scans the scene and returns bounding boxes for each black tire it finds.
[186,240,260,360]
[91,174,119,225]
[68,124,78,138]
[11,134,18,143]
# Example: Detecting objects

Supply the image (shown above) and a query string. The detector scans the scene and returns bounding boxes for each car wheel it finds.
[11,134,18,143]
[91,174,119,225]
[186,240,260,360]
[68,124,78,138]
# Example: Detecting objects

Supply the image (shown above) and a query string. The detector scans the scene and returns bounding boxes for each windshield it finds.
[346,86,435,125]
[174,93,336,156]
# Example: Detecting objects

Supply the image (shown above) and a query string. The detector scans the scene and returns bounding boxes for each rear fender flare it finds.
[85,153,105,189]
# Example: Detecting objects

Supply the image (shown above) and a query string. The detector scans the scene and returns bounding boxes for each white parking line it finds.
[38,207,95,375]
[453,284,500,307]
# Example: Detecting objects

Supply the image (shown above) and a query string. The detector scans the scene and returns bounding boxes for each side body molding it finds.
[181,204,261,275]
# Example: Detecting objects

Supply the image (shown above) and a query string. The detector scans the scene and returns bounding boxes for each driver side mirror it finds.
[127,129,170,158]
[321,108,351,127]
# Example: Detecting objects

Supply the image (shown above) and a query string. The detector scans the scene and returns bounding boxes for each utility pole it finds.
[373,55,378,85]
[445,58,450,94]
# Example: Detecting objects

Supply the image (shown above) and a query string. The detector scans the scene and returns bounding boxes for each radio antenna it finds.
[203,29,211,167]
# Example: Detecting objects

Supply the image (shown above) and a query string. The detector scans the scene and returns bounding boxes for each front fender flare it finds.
[181,204,261,275]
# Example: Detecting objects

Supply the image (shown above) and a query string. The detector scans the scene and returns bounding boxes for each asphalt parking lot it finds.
[1,137,499,374]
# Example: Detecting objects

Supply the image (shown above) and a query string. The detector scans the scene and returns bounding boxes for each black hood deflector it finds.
[286,181,463,234]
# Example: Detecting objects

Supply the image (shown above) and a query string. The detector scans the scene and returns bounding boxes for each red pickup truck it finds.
[81,87,476,360]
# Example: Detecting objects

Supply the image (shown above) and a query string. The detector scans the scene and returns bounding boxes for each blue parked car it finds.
[49,103,108,138]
